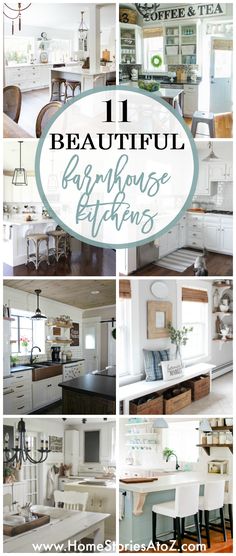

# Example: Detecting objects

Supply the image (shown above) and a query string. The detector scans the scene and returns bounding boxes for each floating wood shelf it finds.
[211,426,233,432]
[212,311,232,315]
[212,283,232,289]
[3,317,15,321]
[47,322,72,328]
[197,444,233,455]
[212,337,233,342]
[46,339,71,344]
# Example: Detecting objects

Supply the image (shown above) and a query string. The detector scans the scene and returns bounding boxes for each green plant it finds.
[167,322,193,347]
[163,447,176,459]
[4,466,15,477]
[11,355,19,366]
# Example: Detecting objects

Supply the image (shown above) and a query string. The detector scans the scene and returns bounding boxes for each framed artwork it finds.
[70,322,79,346]
[147,301,172,339]
[161,359,183,381]
[49,436,63,452]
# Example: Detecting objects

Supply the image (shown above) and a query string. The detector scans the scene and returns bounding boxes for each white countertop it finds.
[121,81,183,97]
[6,62,79,68]
[3,216,54,226]
[64,480,116,489]
[119,472,230,494]
[51,65,115,76]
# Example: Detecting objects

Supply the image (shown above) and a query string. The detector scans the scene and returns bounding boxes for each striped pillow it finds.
[143,349,170,381]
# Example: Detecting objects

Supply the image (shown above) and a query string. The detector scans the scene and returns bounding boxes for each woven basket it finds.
[130,393,163,415]
[119,7,137,24]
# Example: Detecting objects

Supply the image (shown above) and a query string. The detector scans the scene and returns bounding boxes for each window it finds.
[11,309,45,355]
[164,421,199,463]
[85,326,96,350]
[49,38,72,64]
[5,36,34,64]
[118,298,132,376]
[22,431,39,504]
[143,28,164,72]
[181,288,208,363]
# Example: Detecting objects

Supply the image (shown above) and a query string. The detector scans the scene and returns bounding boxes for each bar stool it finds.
[50,77,67,101]
[26,233,49,270]
[199,480,226,548]
[152,483,201,552]
[191,111,215,138]
[47,230,67,262]
[224,480,233,538]
[64,80,81,101]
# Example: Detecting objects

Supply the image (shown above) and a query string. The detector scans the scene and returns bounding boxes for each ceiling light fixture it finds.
[12,141,28,186]
[91,290,100,295]
[3,418,50,467]
[78,11,88,46]
[31,289,47,320]
[3,3,31,35]
[203,142,220,162]
[198,419,212,433]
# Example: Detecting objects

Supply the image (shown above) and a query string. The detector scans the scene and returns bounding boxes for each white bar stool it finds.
[224,480,233,538]
[152,483,201,552]
[199,480,226,548]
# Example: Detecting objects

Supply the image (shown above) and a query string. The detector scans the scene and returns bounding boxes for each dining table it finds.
[3,113,33,138]
[3,505,110,553]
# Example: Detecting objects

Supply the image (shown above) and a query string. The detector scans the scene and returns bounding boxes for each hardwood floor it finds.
[19,88,50,137]
[132,251,233,277]
[120,530,233,553]
[184,113,233,138]
[3,240,116,277]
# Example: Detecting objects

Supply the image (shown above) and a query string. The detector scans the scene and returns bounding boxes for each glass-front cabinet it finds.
[164,22,198,65]
[120,24,142,64]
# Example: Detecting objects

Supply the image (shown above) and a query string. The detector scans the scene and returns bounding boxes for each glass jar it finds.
[217,418,225,427]
[219,432,226,444]
[207,434,213,445]
[212,432,219,445]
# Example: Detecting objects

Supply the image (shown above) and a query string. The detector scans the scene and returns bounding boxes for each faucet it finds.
[165,452,180,470]
[30,346,41,364]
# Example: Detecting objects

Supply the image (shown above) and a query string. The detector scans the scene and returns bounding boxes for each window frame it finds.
[10,309,45,356]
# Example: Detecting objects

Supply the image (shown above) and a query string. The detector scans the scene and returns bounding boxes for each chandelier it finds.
[3,419,51,467]
[78,11,88,44]
[135,4,160,20]
[3,3,31,35]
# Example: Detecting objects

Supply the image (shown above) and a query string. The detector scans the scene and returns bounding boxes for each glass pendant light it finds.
[31,289,47,320]
[12,141,28,186]
[203,142,220,162]
[78,11,88,46]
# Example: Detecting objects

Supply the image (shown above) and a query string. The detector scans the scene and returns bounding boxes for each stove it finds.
[206,210,233,215]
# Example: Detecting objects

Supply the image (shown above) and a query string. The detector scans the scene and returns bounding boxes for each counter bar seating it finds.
[198,480,226,548]
[47,229,67,262]
[26,233,49,270]
[152,483,201,552]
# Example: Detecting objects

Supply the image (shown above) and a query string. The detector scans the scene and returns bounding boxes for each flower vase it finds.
[175,344,183,367]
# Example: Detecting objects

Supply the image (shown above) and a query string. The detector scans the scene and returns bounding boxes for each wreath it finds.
[151,54,162,68]
[112,328,116,340]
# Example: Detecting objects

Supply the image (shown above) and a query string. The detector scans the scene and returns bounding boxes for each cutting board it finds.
[187,208,205,213]
[3,513,50,536]
[120,477,158,484]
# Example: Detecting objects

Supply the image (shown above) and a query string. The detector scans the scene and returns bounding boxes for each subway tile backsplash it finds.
[194,182,233,210]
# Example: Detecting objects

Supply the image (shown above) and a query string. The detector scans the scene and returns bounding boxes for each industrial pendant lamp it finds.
[3,418,50,467]
[3,3,31,35]
[203,142,220,162]
[12,141,28,186]
[31,289,47,320]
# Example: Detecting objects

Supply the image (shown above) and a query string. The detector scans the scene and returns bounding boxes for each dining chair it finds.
[152,483,201,552]
[3,85,22,123]
[35,101,63,138]
[54,489,89,511]
[199,480,226,548]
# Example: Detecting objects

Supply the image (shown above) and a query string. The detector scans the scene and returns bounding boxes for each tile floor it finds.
[177,371,233,415]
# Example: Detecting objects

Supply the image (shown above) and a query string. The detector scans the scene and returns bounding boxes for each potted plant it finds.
[10,355,19,368]
[20,336,30,354]
[4,466,16,484]
[167,322,193,366]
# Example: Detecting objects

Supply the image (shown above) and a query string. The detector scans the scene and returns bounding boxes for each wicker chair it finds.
[35,101,63,138]
[3,85,22,123]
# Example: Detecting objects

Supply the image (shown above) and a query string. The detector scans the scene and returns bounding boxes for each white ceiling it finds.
[3,3,115,31]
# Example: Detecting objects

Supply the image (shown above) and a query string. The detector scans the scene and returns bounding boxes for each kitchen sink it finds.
[83,480,107,486]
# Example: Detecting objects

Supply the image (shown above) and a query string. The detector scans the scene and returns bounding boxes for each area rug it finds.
[154,249,202,272]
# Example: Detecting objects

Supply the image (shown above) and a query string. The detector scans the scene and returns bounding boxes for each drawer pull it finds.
[16,395,24,399]
[16,385,24,388]
[17,406,25,410]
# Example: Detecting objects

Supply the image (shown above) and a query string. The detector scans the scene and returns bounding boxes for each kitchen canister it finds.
[207,434,213,445]
[217,418,225,427]
[219,432,226,444]
[213,432,219,445]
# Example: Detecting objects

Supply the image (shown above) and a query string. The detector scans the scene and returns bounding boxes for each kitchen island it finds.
[59,374,116,414]
[50,66,116,93]
[119,472,230,546]
[3,216,57,267]
[121,81,184,115]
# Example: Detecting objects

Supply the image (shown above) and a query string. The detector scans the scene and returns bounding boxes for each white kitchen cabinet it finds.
[3,319,11,375]
[225,162,233,181]
[204,215,233,255]
[178,216,187,248]
[4,370,32,415]
[186,213,204,248]
[32,374,62,411]
[120,23,142,64]
[183,84,198,117]
[208,162,233,182]
[64,430,79,475]
[5,64,52,91]
[159,223,181,258]
[195,163,218,196]
[3,482,27,509]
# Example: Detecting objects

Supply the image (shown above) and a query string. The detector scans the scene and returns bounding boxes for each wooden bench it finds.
[119,363,215,414]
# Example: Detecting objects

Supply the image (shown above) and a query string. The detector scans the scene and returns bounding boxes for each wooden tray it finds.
[120,477,158,484]
[3,513,50,536]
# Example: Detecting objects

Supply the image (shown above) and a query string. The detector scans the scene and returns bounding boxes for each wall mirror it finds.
[147,301,172,339]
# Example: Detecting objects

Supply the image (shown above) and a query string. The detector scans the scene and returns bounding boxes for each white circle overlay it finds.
[36,87,198,248]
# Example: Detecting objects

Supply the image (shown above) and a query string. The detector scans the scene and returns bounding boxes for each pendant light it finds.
[198,419,212,433]
[4,418,50,467]
[3,2,31,35]
[78,11,88,45]
[153,418,168,428]
[203,142,220,162]
[12,141,28,186]
[31,289,47,320]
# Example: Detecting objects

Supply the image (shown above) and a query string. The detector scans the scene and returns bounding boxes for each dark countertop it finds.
[62,359,85,364]
[59,374,116,400]
[9,359,85,373]
[121,77,201,86]
[10,365,33,373]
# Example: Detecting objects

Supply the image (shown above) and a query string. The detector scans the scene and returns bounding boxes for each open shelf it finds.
[197,444,233,455]
[3,317,15,321]
[212,338,233,342]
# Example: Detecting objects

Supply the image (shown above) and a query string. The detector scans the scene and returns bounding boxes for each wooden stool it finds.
[65,80,81,101]
[191,111,215,138]
[50,78,66,101]
[26,234,49,270]
[47,230,67,262]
